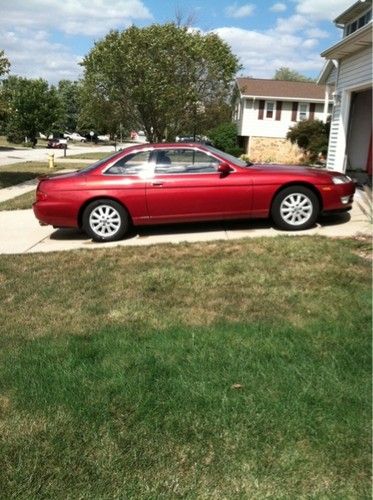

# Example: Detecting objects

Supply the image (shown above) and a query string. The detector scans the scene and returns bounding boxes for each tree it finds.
[57,80,80,132]
[3,76,63,143]
[80,23,240,142]
[0,50,10,121]
[274,67,315,83]
[208,122,242,157]
[287,119,330,163]
[0,50,10,77]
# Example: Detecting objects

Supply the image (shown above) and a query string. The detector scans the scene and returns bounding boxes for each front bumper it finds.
[319,182,355,213]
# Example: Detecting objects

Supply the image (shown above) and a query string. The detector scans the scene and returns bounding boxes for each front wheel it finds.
[271,186,319,230]
[83,200,129,242]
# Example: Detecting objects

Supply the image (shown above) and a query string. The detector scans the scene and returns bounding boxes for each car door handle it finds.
[151,182,164,186]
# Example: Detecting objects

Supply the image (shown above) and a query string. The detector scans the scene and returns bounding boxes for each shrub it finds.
[208,122,243,157]
[287,119,330,163]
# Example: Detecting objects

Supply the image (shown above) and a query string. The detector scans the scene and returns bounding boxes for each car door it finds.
[145,147,252,223]
[92,149,154,222]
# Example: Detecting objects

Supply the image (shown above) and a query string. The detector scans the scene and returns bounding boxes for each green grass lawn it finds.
[0,161,88,189]
[67,151,114,160]
[0,237,371,498]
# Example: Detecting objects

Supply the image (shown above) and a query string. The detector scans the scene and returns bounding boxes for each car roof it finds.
[148,142,207,149]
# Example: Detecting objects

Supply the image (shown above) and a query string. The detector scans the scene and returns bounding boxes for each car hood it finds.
[249,164,335,180]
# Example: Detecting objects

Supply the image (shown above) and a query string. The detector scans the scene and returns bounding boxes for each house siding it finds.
[239,99,324,139]
[326,45,372,171]
[326,65,338,85]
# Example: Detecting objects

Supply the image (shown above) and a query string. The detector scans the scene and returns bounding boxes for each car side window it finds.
[154,149,219,174]
[105,151,151,175]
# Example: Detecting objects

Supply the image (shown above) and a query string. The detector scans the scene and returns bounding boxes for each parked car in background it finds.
[97,134,110,142]
[176,135,213,146]
[33,142,355,242]
[47,138,68,149]
[130,130,147,143]
[64,132,86,142]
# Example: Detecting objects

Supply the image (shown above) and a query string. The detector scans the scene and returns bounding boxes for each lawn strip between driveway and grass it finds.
[0,236,371,498]
[0,190,36,211]
[0,161,89,189]
[66,151,113,160]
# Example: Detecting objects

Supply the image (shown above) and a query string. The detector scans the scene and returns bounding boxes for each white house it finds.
[233,78,328,163]
[318,0,372,178]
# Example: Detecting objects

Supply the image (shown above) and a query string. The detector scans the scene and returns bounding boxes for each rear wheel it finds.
[83,200,129,242]
[271,186,319,230]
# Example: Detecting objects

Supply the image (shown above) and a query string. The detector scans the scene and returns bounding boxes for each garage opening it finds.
[346,88,372,184]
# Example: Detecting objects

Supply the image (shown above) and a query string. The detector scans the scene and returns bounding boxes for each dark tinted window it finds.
[105,151,151,175]
[154,149,219,174]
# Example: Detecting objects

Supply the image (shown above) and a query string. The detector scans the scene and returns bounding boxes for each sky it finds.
[0,0,353,83]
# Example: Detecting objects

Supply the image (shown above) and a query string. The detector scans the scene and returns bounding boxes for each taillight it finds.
[36,181,48,201]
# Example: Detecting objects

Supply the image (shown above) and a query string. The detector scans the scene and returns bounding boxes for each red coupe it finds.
[33,143,355,242]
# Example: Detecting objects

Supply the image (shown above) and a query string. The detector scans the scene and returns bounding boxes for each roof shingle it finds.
[236,78,326,100]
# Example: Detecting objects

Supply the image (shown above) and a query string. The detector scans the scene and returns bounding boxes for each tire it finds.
[271,186,319,231]
[83,199,129,242]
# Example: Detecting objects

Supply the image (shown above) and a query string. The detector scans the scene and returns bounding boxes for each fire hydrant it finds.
[48,153,55,169]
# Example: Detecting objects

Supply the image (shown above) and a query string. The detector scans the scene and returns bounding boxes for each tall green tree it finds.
[3,76,63,143]
[0,50,10,77]
[274,67,315,83]
[0,50,11,122]
[57,80,80,132]
[80,23,240,142]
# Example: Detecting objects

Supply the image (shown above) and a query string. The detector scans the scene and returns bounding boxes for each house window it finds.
[345,9,372,36]
[233,101,241,121]
[265,101,275,119]
[298,103,309,121]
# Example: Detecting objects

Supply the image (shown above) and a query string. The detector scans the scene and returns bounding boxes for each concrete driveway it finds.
[0,202,370,254]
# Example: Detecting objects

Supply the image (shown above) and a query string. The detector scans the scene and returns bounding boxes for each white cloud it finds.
[295,0,353,21]
[270,3,287,13]
[302,38,318,49]
[212,25,323,78]
[2,29,83,82]
[305,27,329,39]
[0,0,152,36]
[226,3,255,18]
[275,14,311,34]
[0,0,153,83]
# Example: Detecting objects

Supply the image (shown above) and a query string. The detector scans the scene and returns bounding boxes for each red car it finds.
[33,143,355,242]
[47,138,68,149]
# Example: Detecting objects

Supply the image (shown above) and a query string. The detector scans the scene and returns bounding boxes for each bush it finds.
[6,129,25,144]
[287,119,330,163]
[208,122,243,157]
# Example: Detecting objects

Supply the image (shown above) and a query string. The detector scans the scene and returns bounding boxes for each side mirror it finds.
[218,162,232,176]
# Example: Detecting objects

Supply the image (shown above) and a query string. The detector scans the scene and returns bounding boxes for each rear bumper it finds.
[33,201,77,228]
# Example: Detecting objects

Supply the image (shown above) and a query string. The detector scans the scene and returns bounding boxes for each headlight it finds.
[332,175,351,185]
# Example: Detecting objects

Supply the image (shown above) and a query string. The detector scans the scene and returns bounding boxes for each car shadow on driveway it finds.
[48,212,352,242]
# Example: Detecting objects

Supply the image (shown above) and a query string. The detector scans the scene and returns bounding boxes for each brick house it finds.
[233,78,330,163]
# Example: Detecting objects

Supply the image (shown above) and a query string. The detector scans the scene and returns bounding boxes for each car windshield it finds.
[204,145,251,167]
[77,151,122,174]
